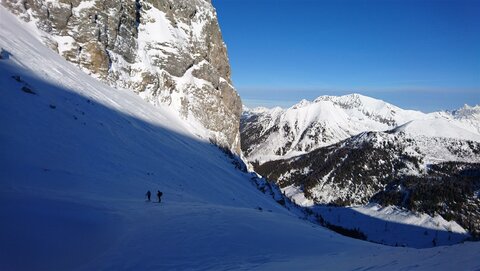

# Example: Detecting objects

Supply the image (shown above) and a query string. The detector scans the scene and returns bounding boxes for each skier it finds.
[157,190,163,203]
[146,190,151,201]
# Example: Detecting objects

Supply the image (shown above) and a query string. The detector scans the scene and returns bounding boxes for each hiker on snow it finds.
[157,190,163,203]
[146,190,151,201]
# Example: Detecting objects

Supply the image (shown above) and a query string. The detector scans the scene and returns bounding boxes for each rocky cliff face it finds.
[2,0,242,152]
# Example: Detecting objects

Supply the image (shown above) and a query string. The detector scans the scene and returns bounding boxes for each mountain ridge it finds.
[242,93,480,163]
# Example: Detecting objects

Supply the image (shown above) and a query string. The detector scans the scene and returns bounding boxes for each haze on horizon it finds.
[213,0,480,112]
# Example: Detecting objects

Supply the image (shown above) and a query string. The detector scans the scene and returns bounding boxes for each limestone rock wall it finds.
[2,0,242,152]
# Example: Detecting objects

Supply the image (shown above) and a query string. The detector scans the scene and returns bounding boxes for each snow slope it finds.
[433,104,480,135]
[283,185,468,248]
[1,6,480,270]
[312,204,468,249]
[394,119,480,142]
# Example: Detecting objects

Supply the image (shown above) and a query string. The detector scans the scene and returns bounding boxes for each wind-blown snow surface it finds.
[1,7,480,270]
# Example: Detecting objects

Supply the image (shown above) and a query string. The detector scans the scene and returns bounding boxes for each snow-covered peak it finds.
[242,106,284,120]
[290,98,312,109]
[313,93,390,110]
[315,93,371,105]
[452,104,480,119]
[249,106,282,114]
[315,93,428,122]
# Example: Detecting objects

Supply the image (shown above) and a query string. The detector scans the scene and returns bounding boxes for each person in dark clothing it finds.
[146,190,151,201]
[157,190,163,203]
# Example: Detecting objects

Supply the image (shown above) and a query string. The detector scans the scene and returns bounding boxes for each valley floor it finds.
[2,190,480,270]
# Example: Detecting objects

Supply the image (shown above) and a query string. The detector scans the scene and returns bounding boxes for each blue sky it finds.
[212,0,480,112]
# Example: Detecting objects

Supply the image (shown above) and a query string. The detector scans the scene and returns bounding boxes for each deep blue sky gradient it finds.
[212,0,480,112]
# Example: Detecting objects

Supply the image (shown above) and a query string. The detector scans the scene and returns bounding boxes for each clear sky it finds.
[212,0,480,112]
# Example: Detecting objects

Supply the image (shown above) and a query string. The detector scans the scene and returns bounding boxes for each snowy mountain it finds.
[242,93,480,243]
[2,0,242,152]
[243,94,480,243]
[241,94,429,163]
[256,129,480,238]
[2,4,480,270]
[241,94,480,163]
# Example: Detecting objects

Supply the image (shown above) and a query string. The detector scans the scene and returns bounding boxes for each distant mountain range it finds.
[242,94,480,237]
[241,93,480,163]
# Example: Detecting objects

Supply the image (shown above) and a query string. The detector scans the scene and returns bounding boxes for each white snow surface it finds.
[354,204,466,234]
[395,119,480,142]
[314,204,469,248]
[1,6,480,270]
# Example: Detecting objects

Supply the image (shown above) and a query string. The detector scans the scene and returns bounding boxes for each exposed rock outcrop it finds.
[2,0,242,152]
